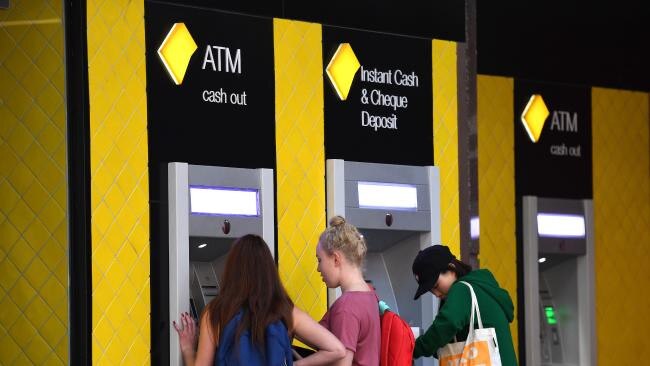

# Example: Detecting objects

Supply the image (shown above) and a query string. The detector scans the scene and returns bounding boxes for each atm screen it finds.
[357,181,418,210]
[544,306,557,325]
[189,185,260,216]
[537,213,585,238]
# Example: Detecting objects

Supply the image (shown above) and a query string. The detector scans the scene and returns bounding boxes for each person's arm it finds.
[173,312,217,366]
[332,351,355,366]
[292,306,346,366]
[413,285,471,359]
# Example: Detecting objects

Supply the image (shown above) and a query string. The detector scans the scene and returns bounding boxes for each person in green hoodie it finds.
[411,245,517,366]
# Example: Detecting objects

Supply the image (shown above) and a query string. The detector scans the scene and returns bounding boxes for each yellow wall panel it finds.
[87,0,150,364]
[592,88,649,366]
[0,1,68,364]
[273,19,327,320]
[476,75,518,358]
[432,40,460,256]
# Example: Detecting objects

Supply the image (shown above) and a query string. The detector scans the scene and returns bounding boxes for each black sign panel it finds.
[323,27,433,166]
[514,80,592,199]
[145,4,275,364]
[145,2,275,171]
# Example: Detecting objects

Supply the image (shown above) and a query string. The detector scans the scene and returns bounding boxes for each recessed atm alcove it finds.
[326,159,442,366]
[523,197,596,366]
[167,163,275,366]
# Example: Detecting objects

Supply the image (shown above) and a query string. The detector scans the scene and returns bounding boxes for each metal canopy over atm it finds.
[167,163,274,366]
[326,159,441,366]
[523,196,596,366]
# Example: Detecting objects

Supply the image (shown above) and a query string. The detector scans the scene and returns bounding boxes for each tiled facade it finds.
[433,40,461,256]
[274,19,328,320]
[592,88,649,365]
[1,1,68,364]
[87,0,150,364]
[0,2,648,365]
[477,75,518,357]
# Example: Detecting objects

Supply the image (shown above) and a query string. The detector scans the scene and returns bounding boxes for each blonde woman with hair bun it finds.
[316,216,380,366]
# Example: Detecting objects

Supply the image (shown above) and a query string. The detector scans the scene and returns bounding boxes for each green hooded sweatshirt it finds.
[413,269,517,366]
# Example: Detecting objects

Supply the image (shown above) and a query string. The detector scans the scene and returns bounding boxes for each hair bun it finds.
[329,215,346,227]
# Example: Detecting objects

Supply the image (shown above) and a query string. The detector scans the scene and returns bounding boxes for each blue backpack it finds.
[216,310,293,366]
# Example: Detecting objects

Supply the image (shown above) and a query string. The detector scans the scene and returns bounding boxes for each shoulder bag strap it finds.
[458,281,484,329]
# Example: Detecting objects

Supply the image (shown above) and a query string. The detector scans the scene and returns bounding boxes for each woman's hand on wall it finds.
[173,312,198,357]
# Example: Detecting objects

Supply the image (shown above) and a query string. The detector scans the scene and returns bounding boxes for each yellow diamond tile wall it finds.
[592,88,649,366]
[87,0,150,364]
[476,75,518,358]
[273,19,327,321]
[432,40,460,256]
[0,0,68,364]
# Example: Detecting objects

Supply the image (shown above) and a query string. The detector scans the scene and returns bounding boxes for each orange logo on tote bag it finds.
[440,340,491,366]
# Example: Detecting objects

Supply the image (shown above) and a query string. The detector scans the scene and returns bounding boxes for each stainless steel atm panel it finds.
[327,159,441,366]
[168,163,274,366]
[523,197,595,366]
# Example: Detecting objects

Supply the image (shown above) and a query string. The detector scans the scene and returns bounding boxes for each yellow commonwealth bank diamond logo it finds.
[521,94,550,143]
[158,23,198,85]
[326,43,360,101]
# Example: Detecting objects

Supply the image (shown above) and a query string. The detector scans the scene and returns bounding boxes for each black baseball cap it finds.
[412,245,455,300]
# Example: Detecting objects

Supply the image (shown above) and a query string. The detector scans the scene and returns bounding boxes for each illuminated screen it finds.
[189,186,259,216]
[537,213,585,238]
[357,181,418,210]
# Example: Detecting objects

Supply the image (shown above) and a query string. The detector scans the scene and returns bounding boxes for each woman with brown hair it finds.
[174,234,345,365]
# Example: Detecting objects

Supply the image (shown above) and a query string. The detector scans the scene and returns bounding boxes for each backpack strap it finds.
[378,300,391,315]
[373,289,391,315]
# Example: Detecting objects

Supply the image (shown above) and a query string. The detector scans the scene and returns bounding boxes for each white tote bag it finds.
[438,281,502,366]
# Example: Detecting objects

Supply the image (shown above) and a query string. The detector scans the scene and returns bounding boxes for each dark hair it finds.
[205,234,294,348]
[446,258,473,278]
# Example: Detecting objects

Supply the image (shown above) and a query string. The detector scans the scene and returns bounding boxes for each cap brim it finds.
[413,281,433,300]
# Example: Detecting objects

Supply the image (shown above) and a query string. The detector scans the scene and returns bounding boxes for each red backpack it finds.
[379,302,415,366]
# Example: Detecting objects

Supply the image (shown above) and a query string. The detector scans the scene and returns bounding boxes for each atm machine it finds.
[523,197,596,366]
[327,159,441,366]
[168,163,275,366]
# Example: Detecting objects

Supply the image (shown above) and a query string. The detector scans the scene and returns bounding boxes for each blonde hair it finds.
[319,216,367,267]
